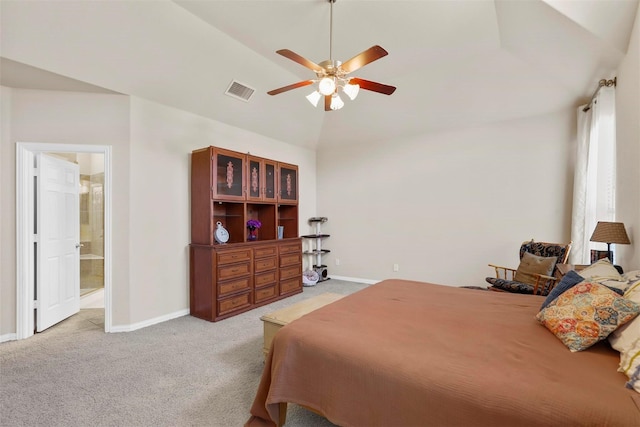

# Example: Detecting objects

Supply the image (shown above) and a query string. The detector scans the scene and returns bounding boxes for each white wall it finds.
[317,109,575,286]
[1,89,316,337]
[128,97,316,325]
[0,88,131,336]
[615,1,640,271]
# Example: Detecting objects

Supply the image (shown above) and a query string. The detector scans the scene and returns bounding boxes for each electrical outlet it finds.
[393,263,399,272]
[335,258,340,266]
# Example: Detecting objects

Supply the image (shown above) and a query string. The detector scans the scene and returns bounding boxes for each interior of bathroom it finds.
[79,156,104,297]
[50,152,104,305]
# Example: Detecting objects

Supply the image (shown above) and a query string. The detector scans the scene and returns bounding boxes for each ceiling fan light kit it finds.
[267,0,396,111]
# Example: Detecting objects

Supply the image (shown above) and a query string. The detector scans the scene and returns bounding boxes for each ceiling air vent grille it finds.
[225,80,255,102]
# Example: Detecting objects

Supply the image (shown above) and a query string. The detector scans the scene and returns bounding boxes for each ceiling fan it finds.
[267,0,396,111]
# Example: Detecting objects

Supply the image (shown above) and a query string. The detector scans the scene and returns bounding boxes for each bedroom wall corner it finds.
[316,109,574,287]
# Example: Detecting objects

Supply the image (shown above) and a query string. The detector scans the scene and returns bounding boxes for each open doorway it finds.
[77,153,105,305]
[16,142,112,339]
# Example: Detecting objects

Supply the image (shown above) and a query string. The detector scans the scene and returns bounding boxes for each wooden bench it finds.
[260,292,345,359]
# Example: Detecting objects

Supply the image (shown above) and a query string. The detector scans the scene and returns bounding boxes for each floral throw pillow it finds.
[536,281,640,352]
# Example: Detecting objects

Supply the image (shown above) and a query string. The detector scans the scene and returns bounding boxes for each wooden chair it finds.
[487,240,572,296]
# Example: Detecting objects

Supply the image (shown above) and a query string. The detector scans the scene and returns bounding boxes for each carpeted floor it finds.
[0,279,370,427]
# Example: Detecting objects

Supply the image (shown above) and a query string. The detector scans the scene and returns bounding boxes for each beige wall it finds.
[0,88,131,337]
[0,89,316,338]
[127,97,316,325]
[615,1,640,271]
[316,109,575,286]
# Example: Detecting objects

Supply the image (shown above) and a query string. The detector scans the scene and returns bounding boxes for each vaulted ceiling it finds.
[1,0,638,149]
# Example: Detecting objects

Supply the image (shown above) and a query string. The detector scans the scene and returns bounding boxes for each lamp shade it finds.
[305,91,322,107]
[590,221,630,244]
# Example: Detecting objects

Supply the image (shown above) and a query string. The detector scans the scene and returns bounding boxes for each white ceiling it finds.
[1,0,638,149]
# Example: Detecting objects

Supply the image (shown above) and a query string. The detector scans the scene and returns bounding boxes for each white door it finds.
[36,153,80,332]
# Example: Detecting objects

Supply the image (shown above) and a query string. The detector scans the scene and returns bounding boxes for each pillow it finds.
[609,280,640,393]
[536,281,640,352]
[623,270,640,293]
[514,252,557,286]
[540,270,584,310]
[579,258,623,282]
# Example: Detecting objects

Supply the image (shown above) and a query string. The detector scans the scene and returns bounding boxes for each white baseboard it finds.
[329,275,379,285]
[1,333,18,343]
[110,308,190,333]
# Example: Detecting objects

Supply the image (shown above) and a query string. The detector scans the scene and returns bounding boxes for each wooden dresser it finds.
[189,146,303,321]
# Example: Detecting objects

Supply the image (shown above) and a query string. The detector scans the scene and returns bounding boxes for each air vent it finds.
[224,80,255,102]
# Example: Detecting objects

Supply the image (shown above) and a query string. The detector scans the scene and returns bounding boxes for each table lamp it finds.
[590,221,630,265]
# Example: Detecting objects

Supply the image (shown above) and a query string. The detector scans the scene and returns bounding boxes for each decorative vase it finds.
[248,228,257,241]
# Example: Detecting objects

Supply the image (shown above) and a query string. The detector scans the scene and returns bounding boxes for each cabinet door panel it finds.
[255,246,278,258]
[280,278,301,295]
[264,161,277,201]
[248,158,262,200]
[279,243,301,254]
[278,163,298,203]
[255,271,277,287]
[218,262,251,280]
[255,284,278,303]
[218,277,251,297]
[213,149,245,200]
[280,265,301,280]
[255,257,277,273]
[280,253,301,267]
[217,249,251,265]
[218,292,251,315]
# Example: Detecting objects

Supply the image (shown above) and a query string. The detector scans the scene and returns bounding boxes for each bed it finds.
[246,279,640,427]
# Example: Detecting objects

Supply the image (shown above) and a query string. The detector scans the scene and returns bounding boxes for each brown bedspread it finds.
[246,279,640,426]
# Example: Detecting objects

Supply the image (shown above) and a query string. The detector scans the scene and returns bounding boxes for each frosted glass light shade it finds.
[343,83,360,100]
[318,77,336,95]
[330,94,344,110]
[306,91,322,107]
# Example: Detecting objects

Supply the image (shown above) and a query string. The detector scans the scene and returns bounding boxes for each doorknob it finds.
[75,243,84,249]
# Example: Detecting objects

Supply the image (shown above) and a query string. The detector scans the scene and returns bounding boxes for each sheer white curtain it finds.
[570,86,617,264]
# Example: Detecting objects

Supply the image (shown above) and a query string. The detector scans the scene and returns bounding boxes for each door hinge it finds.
[32,234,39,243]
[33,300,39,309]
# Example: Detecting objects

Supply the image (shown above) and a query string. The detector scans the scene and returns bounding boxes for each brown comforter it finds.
[246,279,640,426]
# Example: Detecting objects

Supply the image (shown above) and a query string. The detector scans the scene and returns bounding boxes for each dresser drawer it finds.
[255,270,277,287]
[254,284,278,303]
[218,292,251,315]
[218,262,251,280]
[218,277,251,297]
[255,256,277,273]
[280,278,301,295]
[280,253,301,267]
[254,246,277,258]
[279,243,301,254]
[217,249,252,265]
[280,265,300,281]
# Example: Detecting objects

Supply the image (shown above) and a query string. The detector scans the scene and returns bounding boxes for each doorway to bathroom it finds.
[16,142,112,339]
[77,153,105,305]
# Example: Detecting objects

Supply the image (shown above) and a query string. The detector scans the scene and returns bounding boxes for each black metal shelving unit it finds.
[302,217,330,282]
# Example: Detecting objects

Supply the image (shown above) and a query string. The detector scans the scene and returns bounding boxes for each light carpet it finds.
[0,279,370,427]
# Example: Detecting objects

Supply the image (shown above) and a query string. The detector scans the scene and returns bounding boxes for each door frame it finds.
[16,142,112,339]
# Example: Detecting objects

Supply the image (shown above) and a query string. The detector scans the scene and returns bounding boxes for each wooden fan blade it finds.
[267,80,315,96]
[324,95,331,111]
[340,45,389,74]
[349,78,396,95]
[276,49,323,73]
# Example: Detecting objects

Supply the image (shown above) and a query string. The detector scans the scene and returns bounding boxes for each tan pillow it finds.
[579,258,623,282]
[514,252,557,285]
